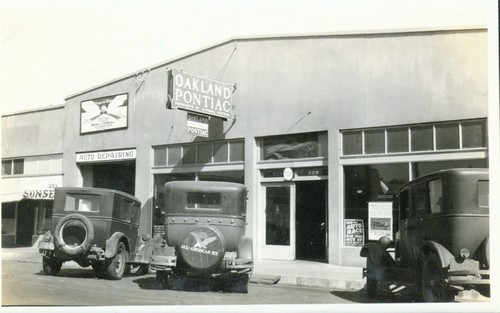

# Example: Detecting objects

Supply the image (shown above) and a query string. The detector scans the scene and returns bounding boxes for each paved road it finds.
[2,260,369,307]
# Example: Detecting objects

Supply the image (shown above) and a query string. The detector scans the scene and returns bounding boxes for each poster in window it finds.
[80,94,128,134]
[368,201,393,241]
[344,219,364,247]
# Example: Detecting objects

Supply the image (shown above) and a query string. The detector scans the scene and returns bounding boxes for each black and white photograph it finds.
[1,1,499,313]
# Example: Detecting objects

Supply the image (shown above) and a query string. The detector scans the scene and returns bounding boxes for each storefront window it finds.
[462,120,487,148]
[387,127,409,153]
[344,163,409,243]
[2,159,24,175]
[197,143,212,164]
[2,160,12,175]
[412,159,488,178]
[214,142,228,163]
[229,140,244,162]
[154,147,167,166]
[411,125,433,151]
[342,131,362,156]
[168,146,182,166]
[262,132,326,160]
[182,144,196,165]
[365,129,385,154]
[342,119,487,156]
[198,171,244,183]
[435,123,459,150]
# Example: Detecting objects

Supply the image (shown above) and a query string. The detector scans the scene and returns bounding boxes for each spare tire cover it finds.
[54,213,94,255]
[177,225,226,271]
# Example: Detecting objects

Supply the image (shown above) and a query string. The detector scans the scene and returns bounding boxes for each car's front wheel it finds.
[42,256,62,276]
[421,253,454,302]
[106,242,128,280]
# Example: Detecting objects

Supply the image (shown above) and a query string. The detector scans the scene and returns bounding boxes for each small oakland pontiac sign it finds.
[169,68,233,119]
[187,113,209,138]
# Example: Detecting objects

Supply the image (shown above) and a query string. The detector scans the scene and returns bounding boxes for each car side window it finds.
[428,179,442,213]
[399,189,410,220]
[411,183,430,217]
[120,198,134,222]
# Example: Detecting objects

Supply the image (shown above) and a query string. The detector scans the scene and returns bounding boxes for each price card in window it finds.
[368,201,393,241]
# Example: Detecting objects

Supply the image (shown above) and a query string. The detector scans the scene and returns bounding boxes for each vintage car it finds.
[360,168,490,302]
[150,181,253,293]
[38,187,152,280]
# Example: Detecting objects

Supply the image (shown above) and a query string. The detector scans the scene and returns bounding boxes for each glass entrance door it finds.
[260,183,295,260]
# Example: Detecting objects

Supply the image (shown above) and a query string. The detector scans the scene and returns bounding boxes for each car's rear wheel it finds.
[421,253,454,302]
[42,256,62,276]
[106,242,127,280]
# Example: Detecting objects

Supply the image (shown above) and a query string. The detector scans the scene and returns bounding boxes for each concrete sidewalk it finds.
[2,246,366,291]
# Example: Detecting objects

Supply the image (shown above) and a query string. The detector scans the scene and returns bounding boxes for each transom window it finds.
[260,132,328,161]
[153,139,244,167]
[341,119,487,156]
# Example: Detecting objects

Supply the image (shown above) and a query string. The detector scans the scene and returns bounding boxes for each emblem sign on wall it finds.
[80,94,129,134]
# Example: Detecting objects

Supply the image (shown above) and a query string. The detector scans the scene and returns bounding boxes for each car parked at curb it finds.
[38,187,152,280]
[150,181,253,293]
[360,168,490,302]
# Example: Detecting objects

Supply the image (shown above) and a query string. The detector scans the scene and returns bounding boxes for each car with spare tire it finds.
[38,187,153,280]
[150,181,253,293]
[360,168,490,302]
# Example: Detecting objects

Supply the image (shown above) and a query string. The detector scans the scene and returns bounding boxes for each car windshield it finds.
[64,194,100,212]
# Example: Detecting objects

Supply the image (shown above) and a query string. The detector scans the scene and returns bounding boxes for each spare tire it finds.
[54,213,94,255]
[177,225,226,272]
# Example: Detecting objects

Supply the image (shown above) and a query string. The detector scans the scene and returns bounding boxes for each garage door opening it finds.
[81,161,136,195]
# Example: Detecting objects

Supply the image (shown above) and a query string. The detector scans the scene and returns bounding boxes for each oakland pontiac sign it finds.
[169,68,233,119]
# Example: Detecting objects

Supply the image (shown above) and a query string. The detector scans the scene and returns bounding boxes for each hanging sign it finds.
[187,113,209,138]
[344,219,364,247]
[368,202,393,240]
[168,68,233,119]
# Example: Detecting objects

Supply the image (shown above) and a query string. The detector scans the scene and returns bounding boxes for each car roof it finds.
[400,168,488,190]
[55,187,140,203]
[164,181,246,192]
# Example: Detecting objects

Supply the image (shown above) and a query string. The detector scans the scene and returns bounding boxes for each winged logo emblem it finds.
[190,231,217,249]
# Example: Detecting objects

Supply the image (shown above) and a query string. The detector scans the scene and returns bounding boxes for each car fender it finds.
[236,236,253,260]
[420,241,455,268]
[105,232,128,259]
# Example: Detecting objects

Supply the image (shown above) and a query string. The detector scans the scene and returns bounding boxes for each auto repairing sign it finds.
[170,68,233,119]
